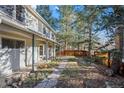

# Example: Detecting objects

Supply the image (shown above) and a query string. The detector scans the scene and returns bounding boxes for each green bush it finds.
[92,56,104,65]
[47,61,59,68]
[51,58,61,62]
[68,58,77,62]
[111,49,122,61]
[81,56,104,65]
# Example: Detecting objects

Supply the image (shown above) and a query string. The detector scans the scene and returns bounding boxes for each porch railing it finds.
[0,5,26,25]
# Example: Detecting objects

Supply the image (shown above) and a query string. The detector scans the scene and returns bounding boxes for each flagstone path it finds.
[34,61,67,88]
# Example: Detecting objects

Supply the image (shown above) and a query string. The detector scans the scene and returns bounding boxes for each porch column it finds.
[54,44,56,58]
[53,43,55,59]
[45,41,48,62]
[32,34,35,72]
[60,46,62,57]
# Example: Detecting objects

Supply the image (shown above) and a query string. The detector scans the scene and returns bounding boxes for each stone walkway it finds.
[34,62,67,88]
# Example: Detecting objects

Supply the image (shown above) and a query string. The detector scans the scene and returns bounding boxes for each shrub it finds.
[91,56,104,65]
[37,63,48,69]
[47,61,59,68]
[83,56,103,64]
[68,58,77,62]
[51,58,61,62]
[83,56,92,62]
[37,61,59,69]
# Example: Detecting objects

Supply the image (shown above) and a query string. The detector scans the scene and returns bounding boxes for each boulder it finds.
[105,69,114,76]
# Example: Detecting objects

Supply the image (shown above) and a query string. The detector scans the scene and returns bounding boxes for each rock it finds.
[29,72,36,79]
[36,72,42,80]
[105,81,112,88]
[12,83,19,88]
[0,76,6,87]
[5,77,14,86]
[20,73,27,81]
[18,80,23,86]
[105,69,114,76]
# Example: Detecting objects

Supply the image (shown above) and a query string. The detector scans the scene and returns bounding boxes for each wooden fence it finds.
[56,50,89,57]
[94,51,112,67]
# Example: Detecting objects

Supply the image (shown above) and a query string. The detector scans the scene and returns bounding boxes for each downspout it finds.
[32,34,35,72]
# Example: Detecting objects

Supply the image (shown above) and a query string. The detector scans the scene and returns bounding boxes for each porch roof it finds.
[0,17,59,45]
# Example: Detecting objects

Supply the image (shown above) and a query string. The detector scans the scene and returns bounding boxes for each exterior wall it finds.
[25,39,41,65]
[26,39,48,65]
[0,28,30,75]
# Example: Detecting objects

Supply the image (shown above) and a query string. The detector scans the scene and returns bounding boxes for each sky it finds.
[32,5,59,18]
[49,5,60,19]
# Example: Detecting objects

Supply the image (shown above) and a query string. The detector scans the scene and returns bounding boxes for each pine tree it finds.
[36,5,58,29]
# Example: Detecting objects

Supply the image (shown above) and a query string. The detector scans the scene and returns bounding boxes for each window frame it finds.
[39,45,44,56]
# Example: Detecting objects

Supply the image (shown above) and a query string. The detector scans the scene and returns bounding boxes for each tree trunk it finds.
[65,40,68,50]
[88,25,92,57]
[78,43,80,50]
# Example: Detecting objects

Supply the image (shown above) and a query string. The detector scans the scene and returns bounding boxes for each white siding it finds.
[19,48,26,69]
[27,46,32,65]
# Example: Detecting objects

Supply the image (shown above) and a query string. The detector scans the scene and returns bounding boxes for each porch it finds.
[0,23,56,76]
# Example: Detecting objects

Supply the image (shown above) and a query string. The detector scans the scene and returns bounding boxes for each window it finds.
[16,5,26,23]
[52,34,54,39]
[47,31,50,38]
[2,38,24,49]
[0,5,14,16]
[43,27,46,35]
[16,40,25,48]
[39,45,43,56]
[2,38,15,48]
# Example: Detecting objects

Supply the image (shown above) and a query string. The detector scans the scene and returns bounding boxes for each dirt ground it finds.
[56,61,124,88]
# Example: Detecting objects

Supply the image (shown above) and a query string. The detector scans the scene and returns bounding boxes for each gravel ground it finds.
[56,61,124,88]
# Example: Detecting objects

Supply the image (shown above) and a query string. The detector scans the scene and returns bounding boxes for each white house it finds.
[0,5,57,76]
